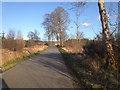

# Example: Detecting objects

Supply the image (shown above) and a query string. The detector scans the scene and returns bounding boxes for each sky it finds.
[1,1,118,40]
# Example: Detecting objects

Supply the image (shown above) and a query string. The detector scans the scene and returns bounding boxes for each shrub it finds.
[84,40,106,59]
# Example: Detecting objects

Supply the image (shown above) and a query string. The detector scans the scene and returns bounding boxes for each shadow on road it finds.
[2,47,79,88]
[31,53,69,73]
[27,52,79,84]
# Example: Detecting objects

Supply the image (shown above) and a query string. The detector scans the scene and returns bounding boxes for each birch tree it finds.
[42,7,69,47]
[98,0,116,69]
[42,13,55,44]
[54,7,69,46]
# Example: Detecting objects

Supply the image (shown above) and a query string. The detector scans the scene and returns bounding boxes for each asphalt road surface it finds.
[2,46,78,88]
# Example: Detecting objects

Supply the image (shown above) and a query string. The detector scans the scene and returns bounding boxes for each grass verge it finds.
[58,47,119,89]
[58,47,90,88]
[2,47,48,72]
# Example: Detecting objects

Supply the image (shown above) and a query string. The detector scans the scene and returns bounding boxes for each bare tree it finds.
[5,29,16,51]
[63,30,69,41]
[27,31,35,40]
[42,7,69,46]
[77,31,84,40]
[69,33,76,39]
[16,30,24,51]
[27,31,35,46]
[71,2,86,40]
[42,14,53,42]
[53,7,69,46]
[27,30,40,46]
[98,0,116,69]
[106,3,118,40]
[34,29,40,41]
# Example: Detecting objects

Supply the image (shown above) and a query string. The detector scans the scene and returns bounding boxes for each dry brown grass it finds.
[60,39,119,88]
[60,46,119,88]
[64,39,88,53]
[2,45,48,65]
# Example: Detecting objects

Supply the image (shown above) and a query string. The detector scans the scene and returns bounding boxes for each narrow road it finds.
[2,46,77,88]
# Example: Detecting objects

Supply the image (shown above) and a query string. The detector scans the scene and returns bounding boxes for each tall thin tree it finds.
[71,2,85,40]
[98,0,116,69]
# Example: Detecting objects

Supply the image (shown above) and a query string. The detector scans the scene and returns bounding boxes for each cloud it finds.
[80,22,93,27]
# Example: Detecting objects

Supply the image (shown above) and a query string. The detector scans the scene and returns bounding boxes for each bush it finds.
[84,40,105,59]
[44,43,49,46]
[64,39,88,53]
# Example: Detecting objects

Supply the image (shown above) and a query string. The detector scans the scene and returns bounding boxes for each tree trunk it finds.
[98,0,116,69]
[60,30,63,47]
[76,15,79,40]
[52,33,54,46]
[56,33,59,45]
